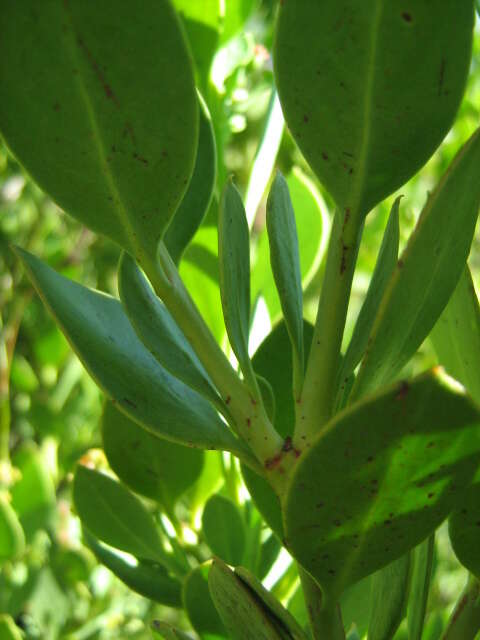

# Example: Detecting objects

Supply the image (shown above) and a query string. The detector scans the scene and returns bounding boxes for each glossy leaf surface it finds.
[274,1,473,215]
[183,563,227,638]
[16,249,249,458]
[285,370,480,596]
[353,128,480,399]
[0,0,197,262]
[0,497,25,563]
[202,495,246,566]
[102,401,203,508]
[407,535,435,640]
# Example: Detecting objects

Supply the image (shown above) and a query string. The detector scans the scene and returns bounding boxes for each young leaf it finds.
[164,95,217,264]
[0,0,197,263]
[218,180,254,385]
[152,621,195,640]
[430,265,480,404]
[407,535,435,640]
[183,563,227,638]
[266,173,304,395]
[15,248,252,460]
[284,369,480,597]
[85,532,182,608]
[448,479,480,578]
[0,496,25,563]
[102,400,203,509]
[367,552,411,640]
[352,127,480,400]
[202,495,246,566]
[274,1,473,216]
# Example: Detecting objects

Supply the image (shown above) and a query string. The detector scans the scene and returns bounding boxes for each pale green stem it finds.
[441,575,480,640]
[298,566,345,640]
[295,208,363,446]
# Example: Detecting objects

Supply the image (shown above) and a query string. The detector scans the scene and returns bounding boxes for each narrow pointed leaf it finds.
[102,401,203,508]
[449,479,480,578]
[85,532,182,608]
[367,553,411,640]
[274,1,473,215]
[202,495,246,566]
[165,96,217,264]
[407,535,435,640]
[118,252,222,409]
[0,0,197,262]
[0,497,25,563]
[183,563,227,638]
[431,265,480,404]
[285,370,480,597]
[266,173,304,394]
[353,128,480,400]
[16,248,251,459]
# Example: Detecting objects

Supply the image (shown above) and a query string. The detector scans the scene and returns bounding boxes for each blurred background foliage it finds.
[0,1,479,638]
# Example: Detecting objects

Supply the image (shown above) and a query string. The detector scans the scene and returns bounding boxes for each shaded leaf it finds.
[202,495,246,566]
[407,535,435,640]
[449,479,480,578]
[183,563,227,638]
[152,621,195,640]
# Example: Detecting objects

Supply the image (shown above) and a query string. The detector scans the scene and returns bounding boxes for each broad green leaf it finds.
[407,535,435,640]
[10,443,55,540]
[188,451,224,527]
[102,401,203,509]
[74,466,168,564]
[202,495,246,566]
[85,532,182,608]
[367,553,411,640]
[0,615,22,640]
[183,563,227,638]
[449,480,480,578]
[118,253,221,409]
[274,1,473,215]
[266,173,304,395]
[0,497,25,563]
[339,197,400,390]
[208,558,286,640]
[0,0,197,262]
[165,97,217,264]
[152,621,195,640]
[218,181,254,384]
[285,370,480,597]
[431,266,480,404]
[16,249,251,460]
[352,128,480,400]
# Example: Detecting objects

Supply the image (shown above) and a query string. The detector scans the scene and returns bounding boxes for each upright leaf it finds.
[202,495,246,566]
[285,370,480,597]
[407,535,435,640]
[266,173,304,395]
[352,128,480,400]
[0,0,197,262]
[274,1,473,215]
[0,497,25,563]
[183,563,227,638]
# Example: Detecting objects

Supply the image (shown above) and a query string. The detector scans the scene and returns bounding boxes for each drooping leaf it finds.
[202,495,246,566]
[448,479,480,578]
[102,400,203,509]
[0,497,25,563]
[274,1,473,216]
[164,96,217,264]
[183,563,227,638]
[16,248,251,460]
[266,173,304,395]
[407,535,435,640]
[152,621,195,640]
[85,531,182,608]
[352,127,480,400]
[285,370,480,597]
[0,0,198,263]
[431,265,480,404]
[367,552,411,640]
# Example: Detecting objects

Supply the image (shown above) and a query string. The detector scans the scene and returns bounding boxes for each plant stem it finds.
[296,208,363,446]
[298,566,345,640]
[441,575,480,640]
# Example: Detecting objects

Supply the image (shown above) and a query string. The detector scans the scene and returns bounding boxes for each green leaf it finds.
[102,400,203,509]
[0,0,197,262]
[449,479,480,578]
[16,248,250,459]
[183,563,227,638]
[0,615,23,640]
[338,197,400,391]
[208,558,286,640]
[218,180,254,385]
[73,466,167,564]
[284,370,480,597]
[258,534,282,582]
[407,535,435,640]
[0,496,25,563]
[164,96,217,264]
[118,252,221,409]
[266,173,304,395]
[274,1,473,215]
[430,266,480,404]
[152,621,195,640]
[85,531,182,608]
[367,553,411,640]
[202,495,246,566]
[352,128,480,400]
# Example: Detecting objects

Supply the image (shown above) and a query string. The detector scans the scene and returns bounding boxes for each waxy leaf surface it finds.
[285,370,480,597]
[0,0,198,261]
[202,495,246,566]
[274,0,473,215]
